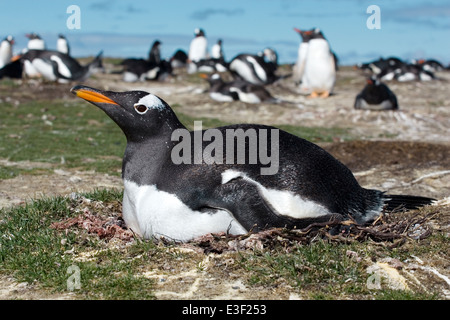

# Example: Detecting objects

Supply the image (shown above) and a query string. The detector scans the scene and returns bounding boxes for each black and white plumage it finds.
[26,33,46,50]
[188,28,208,63]
[121,40,172,82]
[354,76,398,110]
[292,28,314,84]
[71,85,434,242]
[211,39,224,60]
[200,73,239,102]
[412,59,445,73]
[0,35,14,68]
[148,40,162,65]
[21,49,103,82]
[394,63,435,82]
[201,73,279,104]
[57,34,70,55]
[188,58,228,74]
[300,28,336,98]
[170,49,188,69]
[228,48,278,85]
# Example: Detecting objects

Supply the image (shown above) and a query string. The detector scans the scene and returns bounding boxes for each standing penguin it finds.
[301,28,336,98]
[148,40,162,65]
[57,34,70,55]
[354,76,398,110]
[187,28,209,73]
[188,28,208,62]
[26,33,46,50]
[211,39,224,60]
[292,28,313,84]
[71,85,434,242]
[0,36,14,68]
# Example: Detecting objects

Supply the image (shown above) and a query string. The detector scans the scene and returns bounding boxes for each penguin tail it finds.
[382,194,436,212]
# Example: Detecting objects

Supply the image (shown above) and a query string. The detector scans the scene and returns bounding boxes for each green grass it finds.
[0,100,125,174]
[0,189,157,299]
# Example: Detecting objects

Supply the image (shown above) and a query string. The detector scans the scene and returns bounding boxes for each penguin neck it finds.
[122,115,186,185]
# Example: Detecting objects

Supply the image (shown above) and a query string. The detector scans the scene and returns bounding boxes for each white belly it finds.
[122,180,247,242]
[32,58,57,80]
[221,170,331,220]
[302,39,336,93]
[293,43,308,82]
[230,57,266,85]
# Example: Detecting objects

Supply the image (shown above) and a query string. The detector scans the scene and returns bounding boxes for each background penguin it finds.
[57,34,70,55]
[187,28,209,73]
[201,73,280,104]
[121,40,172,82]
[71,85,434,242]
[148,40,162,65]
[394,63,435,82]
[0,35,14,68]
[412,59,445,73]
[292,28,313,84]
[26,33,46,50]
[21,49,103,82]
[170,49,188,69]
[228,48,278,85]
[354,76,398,110]
[300,28,336,98]
[200,73,239,102]
[211,39,224,60]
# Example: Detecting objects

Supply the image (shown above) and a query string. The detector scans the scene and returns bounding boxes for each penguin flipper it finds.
[212,177,339,232]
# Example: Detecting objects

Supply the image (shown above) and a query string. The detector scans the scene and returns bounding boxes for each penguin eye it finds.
[134,104,148,114]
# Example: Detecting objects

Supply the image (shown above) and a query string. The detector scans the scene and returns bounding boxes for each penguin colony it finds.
[1,28,446,242]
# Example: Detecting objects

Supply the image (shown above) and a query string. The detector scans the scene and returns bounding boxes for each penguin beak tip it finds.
[70,85,118,105]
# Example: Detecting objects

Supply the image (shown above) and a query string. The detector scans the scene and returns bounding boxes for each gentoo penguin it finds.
[228,48,278,85]
[412,59,445,73]
[57,34,70,55]
[0,35,14,68]
[190,58,228,74]
[357,57,404,80]
[300,28,336,98]
[26,33,46,50]
[201,73,278,104]
[21,50,103,82]
[188,28,209,70]
[211,39,224,60]
[292,28,313,84]
[121,40,172,82]
[394,63,435,82]
[354,76,398,110]
[200,73,239,102]
[71,85,434,242]
[148,40,161,65]
[170,49,188,69]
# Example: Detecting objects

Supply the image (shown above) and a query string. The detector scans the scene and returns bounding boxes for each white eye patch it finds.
[134,93,166,112]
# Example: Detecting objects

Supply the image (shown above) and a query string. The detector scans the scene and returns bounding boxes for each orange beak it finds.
[72,87,119,105]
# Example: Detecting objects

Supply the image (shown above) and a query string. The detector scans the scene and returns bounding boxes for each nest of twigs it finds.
[50,195,441,254]
[183,209,440,254]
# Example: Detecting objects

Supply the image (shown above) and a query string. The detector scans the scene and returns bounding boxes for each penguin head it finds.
[366,75,380,86]
[25,33,41,40]
[294,28,314,42]
[71,85,182,141]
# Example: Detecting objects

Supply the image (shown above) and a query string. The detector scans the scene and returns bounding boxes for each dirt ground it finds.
[0,64,449,299]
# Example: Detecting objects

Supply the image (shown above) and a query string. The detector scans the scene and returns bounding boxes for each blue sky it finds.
[1,0,449,65]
